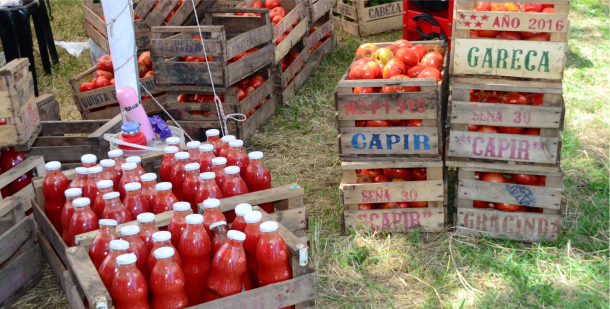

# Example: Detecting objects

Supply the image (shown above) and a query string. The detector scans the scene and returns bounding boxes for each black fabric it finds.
[411,0,449,12]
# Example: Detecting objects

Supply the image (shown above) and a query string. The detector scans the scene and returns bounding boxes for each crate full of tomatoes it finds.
[339,160,446,233]
[450,1,569,80]
[454,166,563,242]
[69,53,165,120]
[335,39,448,160]
[446,76,564,171]
[306,10,336,68]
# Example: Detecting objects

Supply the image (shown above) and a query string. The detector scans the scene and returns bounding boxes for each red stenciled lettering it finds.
[509,139,517,159]
[501,15,510,28]
[538,218,549,237]
[498,138,510,158]
[476,212,488,231]
[483,138,496,157]
[403,211,411,229]
[502,215,513,233]
[550,218,560,235]
[463,211,473,229]
[381,213,391,230]
[345,102,357,115]
[396,100,407,114]
[356,102,367,115]
[492,17,501,28]
[392,212,402,230]
[489,215,500,233]
[416,99,426,113]
[524,217,536,234]
[472,111,480,122]
[371,101,381,114]
[473,137,484,156]
[370,213,380,231]
[410,211,421,227]
[382,102,389,114]
[517,140,530,160]
[511,17,520,28]
[361,190,369,203]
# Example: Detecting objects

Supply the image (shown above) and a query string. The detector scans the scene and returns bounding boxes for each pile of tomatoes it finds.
[153,0,186,25]
[78,53,154,95]
[467,90,543,136]
[307,26,333,53]
[474,171,545,212]
[470,2,555,41]
[233,0,298,46]
[355,168,429,210]
[280,51,305,88]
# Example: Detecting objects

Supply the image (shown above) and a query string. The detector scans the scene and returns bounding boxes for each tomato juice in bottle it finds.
[160,146,179,183]
[92,180,114,219]
[187,141,201,164]
[217,135,235,158]
[178,214,212,306]
[126,156,146,176]
[198,144,215,172]
[137,212,159,250]
[257,221,292,288]
[205,129,223,156]
[99,239,130,291]
[182,163,200,213]
[211,157,227,188]
[148,231,182,273]
[121,225,151,281]
[195,172,223,206]
[232,203,252,232]
[89,219,118,269]
[204,230,247,301]
[140,173,158,207]
[108,149,126,178]
[170,152,190,200]
[69,198,99,246]
[150,247,188,309]
[102,192,132,223]
[61,188,82,246]
[202,198,226,236]
[209,221,228,256]
[83,166,103,204]
[119,163,141,200]
[168,202,192,248]
[221,166,249,223]
[244,151,274,213]
[81,154,97,168]
[110,253,150,309]
[69,167,88,189]
[43,161,70,234]
[124,182,151,218]
[226,139,249,178]
[100,159,120,191]
[243,211,262,286]
[152,182,178,214]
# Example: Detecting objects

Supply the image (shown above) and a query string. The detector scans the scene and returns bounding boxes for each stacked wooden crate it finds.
[336,40,449,234]
[448,0,569,242]
[333,0,403,37]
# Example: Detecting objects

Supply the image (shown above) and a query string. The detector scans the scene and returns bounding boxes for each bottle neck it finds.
[212,164,226,171]
[102,166,115,173]
[88,173,101,182]
[207,135,220,142]
[140,221,156,229]
[200,178,216,186]
[205,207,221,215]
[98,187,113,195]
[211,225,228,235]
[74,205,93,214]
[124,169,138,178]
[100,225,116,235]
[229,146,243,153]
[163,153,176,161]
[117,262,138,273]
[226,238,243,248]
[123,234,138,242]
[155,256,174,266]
[154,240,172,248]
[125,189,142,196]
[186,170,198,177]
[158,189,171,197]
[66,195,82,202]
[225,173,241,181]
[201,150,214,158]
[104,197,122,208]
[175,210,190,218]
[109,248,128,256]
[141,181,157,189]
[261,230,280,239]
[245,221,261,232]
[111,156,125,163]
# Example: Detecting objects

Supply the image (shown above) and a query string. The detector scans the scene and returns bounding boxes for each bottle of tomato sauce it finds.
[257,221,294,309]
[244,151,274,213]
[150,247,188,309]
[99,239,130,291]
[152,182,178,214]
[84,166,103,204]
[123,182,151,218]
[102,192,132,224]
[232,203,252,232]
[178,214,212,306]
[140,173,158,208]
[61,188,82,246]
[126,156,146,176]
[42,161,70,234]
[168,202,192,248]
[119,163,141,200]
[217,135,235,158]
[89,219,118,270]
[186,141,201,164]
[226,139,249,178]
[170,152,190,200]
[110,253,150,309]
[137,212,159,250]
[99,159,120,191]
[205,129,222,156]
[69,198,99,246]
[182,163,201,213]
[204,230,247,302]
[195,172,223,208]
[221,166,249,223]
[147,231,182,273]
[121,225,151,281]
[201,198,226,236]
[107,149,126,178]
[198,144,216,172]
[93,180,114,219]
[243,211,262,286]
[209,221,228,256]
[69,167,88,190]
[160,146,179,183]
[211,157,227,188]
[81,154,97,168]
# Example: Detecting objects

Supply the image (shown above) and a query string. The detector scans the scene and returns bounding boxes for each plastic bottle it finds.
[226,139,249,178]
[170,152,190,200]
[108,149,126,179]
[178,214,212,306]
[198,144,216,173]
[160,146,179,183]
[203,230,247,301]
[232,203,252,232]
[92,180,114,219]
[195,172,223,207]
[152,182,178,214]
[43,161,70,234]
[102,192,132,224]
[124,182,151,218]
[257,221,292,291]
[168,202,192,248]
[186,141,201,164]
[211,157,227,188]
[137,212,159,250]
[110,253,150,309]
[147,231,182,273]
[217,135,235,158]
[126,156,146,176]
[205,129,223,156]
[81,154,97,168]
[118,122,148,151]
[83,166,103,204]
[69,198,99,246]
[99,239,130,290]
[209,221,228,256]
[89,219,118,270]
[243,211,262,285]
[182,163,200,213]
[119,163,141,200]
[221,166,249,223]
[201,198,226,236]
[121,225,151,281]
[140,173,158,208]
[100,159,120,191]
[150,247,188,309]
[69,167,88,190]
[61,188,82,246]
[244,151,274,213]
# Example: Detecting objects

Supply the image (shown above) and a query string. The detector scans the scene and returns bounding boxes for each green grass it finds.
[12,0,610,308]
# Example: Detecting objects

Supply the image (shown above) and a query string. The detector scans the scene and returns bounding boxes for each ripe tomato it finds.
[511,174,539,185]
[97,54,113,71]
[405,119,422,127]
[417,67,442,82]
[473,2,490,11]
[252,0,264,8]
[393,39,412,49]
[355,43,379,60]
[473,200,493,208]
[386,44,400,56]
[490,3,519,11]
[412,168,427,181]
[237,88,246,101]
[358,204,375,210]
[395,48,419,67]
[249,78,264,89]
[527,207,544,213]
[397,202,409,208]
[495,203,522,212]
[527,93,544,106]
[483,96,500,103]
[374,175,390,183]
[143,71,154,78]
[520,3,542,12]
[270,7,286,19]
[523,128,540,136]
[137,51,152,67]
[382,58,407,79]
[497,31,522,40]
[538,176,546,185]
[362,169,383,177]
[408,201,427,208]
[245,86,256,96]
[365,120,391,127]
[177,94,188,103]
[238,78,251,90]
[272,15,283,25]
[79,82,96,93]
[468,124,480,131]
[406,65,426,78]
[275,34,287,46]
[355,120,365,127]
[476,30,500,38]
[502,92,527,105]
[542,7,553,13]
[357,175,374,183]
[481,172,507,183]
[421,52,444,70]
[411,44,427,61]
[383,168,412,180]
[265,0,281,9]
[497,126,525,134]
[109,78,115,85]
[137,62,148,77]
[96,70,113,80]
[349,59,377,80]
[526,33,551,41]
[89,77,97,84]
[470,30,480,38]
[378,202,397,209]
[353,87,375,93]
[95,76,111,88]
[392,178,405,182]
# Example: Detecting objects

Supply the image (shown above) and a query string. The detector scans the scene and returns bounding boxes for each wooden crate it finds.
[450,0,570,80]
[339,160,446,233]
[335,41,448,160]
[454,167,563,242]
[333,0,403,37]
[0,156,46,213]
[36,94,61,121]
[68,65,164,120]
[150,8,274,88]
[446,77,564,172]
[308,0,337,24]
[0,197,43,308]
[0,58,41,150]
[274,36,312,105]
[306,10,337,69]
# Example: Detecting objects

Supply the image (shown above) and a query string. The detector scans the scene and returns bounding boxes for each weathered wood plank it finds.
[458,179,562,209]
[0,217,35,265]
[343,208,445,232]
[342,180,444,204]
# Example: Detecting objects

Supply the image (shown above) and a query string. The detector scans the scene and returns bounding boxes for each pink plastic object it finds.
[117,86,156,141]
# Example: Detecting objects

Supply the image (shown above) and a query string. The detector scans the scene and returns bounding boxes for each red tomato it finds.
[89,77,97,84]
[265,0,281,9]
[468,124,480,131]
[526,33,551,41]
[97,55,113,71]
[411,44,427,61]
[252,0,264,8]
[527,207,544,213]
[362,169,383,177]
[421,52,444,70]
[95,76,111,88]
[381,75,420,93]
[383,168,412,180]
[374,175,390,183]
[542,7,553,13]
[96,70,113,80]
[353,87,375,93]
[350,58,374,71]
[79,82,96,92]
[270,7,286,19]
[137,62,148,77]
[408,201,427,208]
[272,15,283,25]
[523,128,540,136]
[110,78,115,85]
[520,3,542,12]
[238,78,251,90]
[483,96,500,103]
[474,172,482,180]
[245,86,256,96]
[378,202,397,209]
[476,30,500,38]
[137,51,152,67]
[497,31,522,40]
[393,39,412,49]
[405,120,422,127]
[237,88,246,101]
[353,62,381,80]
[143,71,153,78]
[417,67,442,82]
[406,65,427,78]
[355,43,379,60]
[512,174,539,185]
[177,94,188,103]
[397,203,409,208]
[490,3,519,11]
[521,31,545,39]
[478,126,499,133]
[527,93,544,106]
[538,176,546,185]
[426,45,445,57]
[249,78,264,89]
[481,172,507,183]
[358,204,375,210]
[502,92,527,105]
[357,175,374,183]
[395,48,419,67]
[495,203,522,212]
[382,58,407,79]
[497,126,525,134]
[473,200,493,208]
[542,4,554,9]
[412,168,427,181]
[365,120,391,127]
[473,2,490,11]
[470,30,480,38]
[355,121,366,127]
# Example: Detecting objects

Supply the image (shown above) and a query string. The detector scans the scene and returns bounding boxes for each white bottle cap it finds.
[99,219,118,226]
[88,166,103,174]
[125,182,142,191]
[235,203,252,217]
[72,198,91,208]
[116,253,137,265]
[260,221,279,233]
[108,149,123,158]
[199,172,215,180]
[203,198,220,209]
[75,167,88,175]
[187,141,201,149]
[102,192,120,200]
[45,161,61,171]
[164,146,179,154]
[221,135,236,143]
[121,225,140,236]
[248,151,263,160]
[229,139,244,147]
[137,212,155,223]
[224,166,240,175]
[185,214,204,225]
[141,173,157,182]
[156,182,172,191]
[175,152,190,160]
[126,156,142,164]
[206,129,220,137]
[199,144,214,152]
[185,163,200,171]
[211,157,227,165]
[209,221,227,230]
[152,231,171,243]
[100,159,115,167]
[109,239,129,251]
[227,230,246,241]
[244,211,262,224]
[166,137,180,145]
[173,202,191,212]
[154,247,175,259]
[81,154,97,164]
[96,180,113,189]
[121,163,137,171]
[65,188,82,197]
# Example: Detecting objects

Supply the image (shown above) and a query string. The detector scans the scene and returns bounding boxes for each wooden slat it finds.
[0,156,44,190]
[342,180,444,204]
[0,240,43,306]
[450,101,563,128]
[0,217,35,265]
[336,92,438,121]
[65,246,112,308]
[340,127,439,155]
[32,201,70,267]
[458,179,562,209]
[343,207,445,232]
[455,11,568,33]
